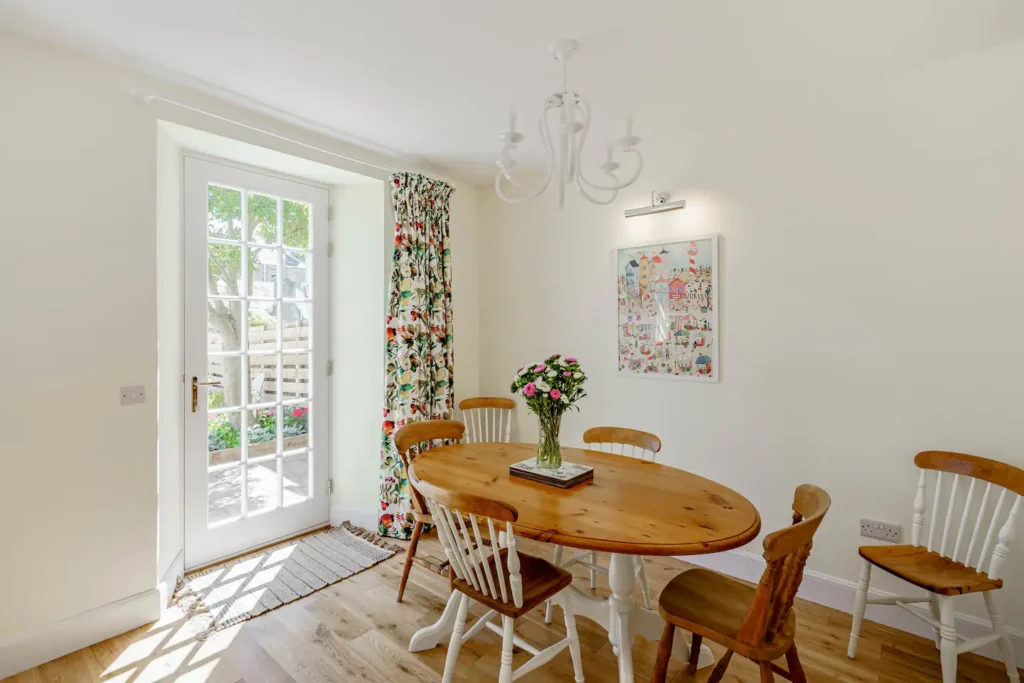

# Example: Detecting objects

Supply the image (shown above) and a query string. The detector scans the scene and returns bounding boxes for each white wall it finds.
[0,29,160,644]
[329,182,389,528]
[0,27,484,673]
[479,36,1024,634]
[328,180,481,530]
[156,125,184,594]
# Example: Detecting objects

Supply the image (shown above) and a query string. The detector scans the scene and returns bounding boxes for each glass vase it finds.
[536,413,562,470]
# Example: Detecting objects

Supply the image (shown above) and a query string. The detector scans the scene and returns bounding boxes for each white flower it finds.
[573,372,583,378]
[547,370,557,378]
[561,393,570,402]
[518,367,530,376]
[535,379,551,392]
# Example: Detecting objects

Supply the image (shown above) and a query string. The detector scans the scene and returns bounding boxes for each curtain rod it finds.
[130,89,395,175]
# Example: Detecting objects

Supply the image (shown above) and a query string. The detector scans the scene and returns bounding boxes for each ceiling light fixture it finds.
[495,39,643,209]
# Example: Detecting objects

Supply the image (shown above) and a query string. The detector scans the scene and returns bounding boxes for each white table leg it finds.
[608,553,636,682]
[553,555,717,682]
[409,590,461,652]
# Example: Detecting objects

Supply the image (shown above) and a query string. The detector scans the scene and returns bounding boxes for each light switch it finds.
[120,385,146,405]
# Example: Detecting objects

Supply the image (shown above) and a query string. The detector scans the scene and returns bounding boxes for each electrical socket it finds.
[120,385,146,405]
[860,518,901,543]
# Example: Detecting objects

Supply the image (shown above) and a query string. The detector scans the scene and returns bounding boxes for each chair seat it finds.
[859,545,1003,596]
[658,568,795,659]
[453,549,573,618]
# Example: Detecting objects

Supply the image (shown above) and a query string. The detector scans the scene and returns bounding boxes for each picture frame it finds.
[616,234,719,382]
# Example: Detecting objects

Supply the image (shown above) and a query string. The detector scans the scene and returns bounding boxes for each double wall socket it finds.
[860,518,901,543]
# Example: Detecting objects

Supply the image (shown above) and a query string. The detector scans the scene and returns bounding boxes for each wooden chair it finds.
[652,484,831,683]
[393,419,466,603]
[848,451,1023,683]
[545,426,661,623]
[415,478,586,683]
[458,397,515,443]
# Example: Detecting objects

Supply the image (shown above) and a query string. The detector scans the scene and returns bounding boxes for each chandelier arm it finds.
[501,114,557,189]
[578,148,644,191]
[566,100,617,205]
[573,99,644,192]
[494,111,556,203]
[574,171,620,205]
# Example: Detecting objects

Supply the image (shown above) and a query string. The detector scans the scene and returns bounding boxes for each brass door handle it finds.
[192,376,223,413]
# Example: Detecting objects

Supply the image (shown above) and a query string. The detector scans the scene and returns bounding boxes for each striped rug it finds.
[175,522,399,638]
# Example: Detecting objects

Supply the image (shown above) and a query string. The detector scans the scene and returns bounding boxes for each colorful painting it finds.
[617,236,718,381]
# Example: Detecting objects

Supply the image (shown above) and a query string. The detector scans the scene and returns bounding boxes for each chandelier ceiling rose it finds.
[495,38,644,209]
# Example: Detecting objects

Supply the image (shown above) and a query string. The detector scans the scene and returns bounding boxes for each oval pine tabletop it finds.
[408,442,761,556]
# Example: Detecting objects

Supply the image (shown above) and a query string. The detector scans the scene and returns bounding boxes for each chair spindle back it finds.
[415,479,523,608]
[911,451,1024,580]
[583,426,662,462]
[459,397,515,444]
[393,420,466,514]
[736,484,831,647]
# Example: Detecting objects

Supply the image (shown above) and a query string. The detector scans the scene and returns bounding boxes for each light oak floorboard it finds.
[8,534,1020,683]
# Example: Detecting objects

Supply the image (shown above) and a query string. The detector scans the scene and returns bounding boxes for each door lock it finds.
[192,376,223,413]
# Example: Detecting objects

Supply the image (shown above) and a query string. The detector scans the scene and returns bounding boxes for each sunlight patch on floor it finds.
[96,601,243,683]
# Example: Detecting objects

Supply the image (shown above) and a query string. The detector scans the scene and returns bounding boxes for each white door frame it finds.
[183,156,330,570]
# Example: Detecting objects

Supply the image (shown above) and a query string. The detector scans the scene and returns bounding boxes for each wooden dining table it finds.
[406,442,761,683]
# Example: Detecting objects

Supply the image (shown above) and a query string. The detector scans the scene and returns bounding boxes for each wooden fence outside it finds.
[210,322,311,402]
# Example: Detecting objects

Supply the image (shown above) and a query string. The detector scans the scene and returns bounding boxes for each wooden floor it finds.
[7,534,1018,683]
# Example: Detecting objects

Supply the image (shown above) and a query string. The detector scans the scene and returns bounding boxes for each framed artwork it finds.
[616,235,719,381]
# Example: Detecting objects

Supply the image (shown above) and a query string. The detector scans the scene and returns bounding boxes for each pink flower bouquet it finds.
[509,354,588,468]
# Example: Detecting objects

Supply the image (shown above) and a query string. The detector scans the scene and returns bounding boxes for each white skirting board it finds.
[682,549,1024,665]
[0,588,161,679]
[329,504,378,533]
[158,549,185,608]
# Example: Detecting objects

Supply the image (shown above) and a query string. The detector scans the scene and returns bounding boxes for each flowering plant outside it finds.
[509,355,587,468]
[207,406,309,452]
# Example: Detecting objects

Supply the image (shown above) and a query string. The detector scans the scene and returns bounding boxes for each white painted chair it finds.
[459,397,514,443]
[847,451,1023,683]
[545,426,662,624]
[415,478,585,683]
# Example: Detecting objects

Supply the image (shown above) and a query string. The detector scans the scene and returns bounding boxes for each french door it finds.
[184,157,329,570]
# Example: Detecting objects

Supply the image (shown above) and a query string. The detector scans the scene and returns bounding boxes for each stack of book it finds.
[509,458,594,489]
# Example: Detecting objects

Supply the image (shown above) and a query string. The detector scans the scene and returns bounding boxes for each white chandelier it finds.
[495,39,643,208]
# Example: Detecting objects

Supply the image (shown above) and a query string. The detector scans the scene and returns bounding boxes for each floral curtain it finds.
[378,173,455,539]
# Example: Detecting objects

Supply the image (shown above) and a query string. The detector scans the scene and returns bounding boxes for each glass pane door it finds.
[184,157,328,570]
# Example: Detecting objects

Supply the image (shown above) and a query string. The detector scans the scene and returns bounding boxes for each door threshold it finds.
[186,522,331,575]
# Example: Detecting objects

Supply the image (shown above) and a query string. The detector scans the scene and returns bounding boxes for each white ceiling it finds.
[4,0,1024,184]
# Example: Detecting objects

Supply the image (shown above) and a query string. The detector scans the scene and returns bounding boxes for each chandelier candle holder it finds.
[496,39,644,208]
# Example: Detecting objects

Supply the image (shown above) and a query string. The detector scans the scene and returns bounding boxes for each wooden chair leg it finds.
[707,650,733,683]
[651,622,674,683]
[636,556,653,610]
[441,594,470,683]
[759,661,776,683]
[498,615,516,683]
[544,544,564,624]
[397,520,423,603]
[785,643,807,683]
[847,558,871,658]
[687,633,702,675]
[448,564,455,593]
[938,595,958,683]
[983,592,1022,683]
[561,592,585,683]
